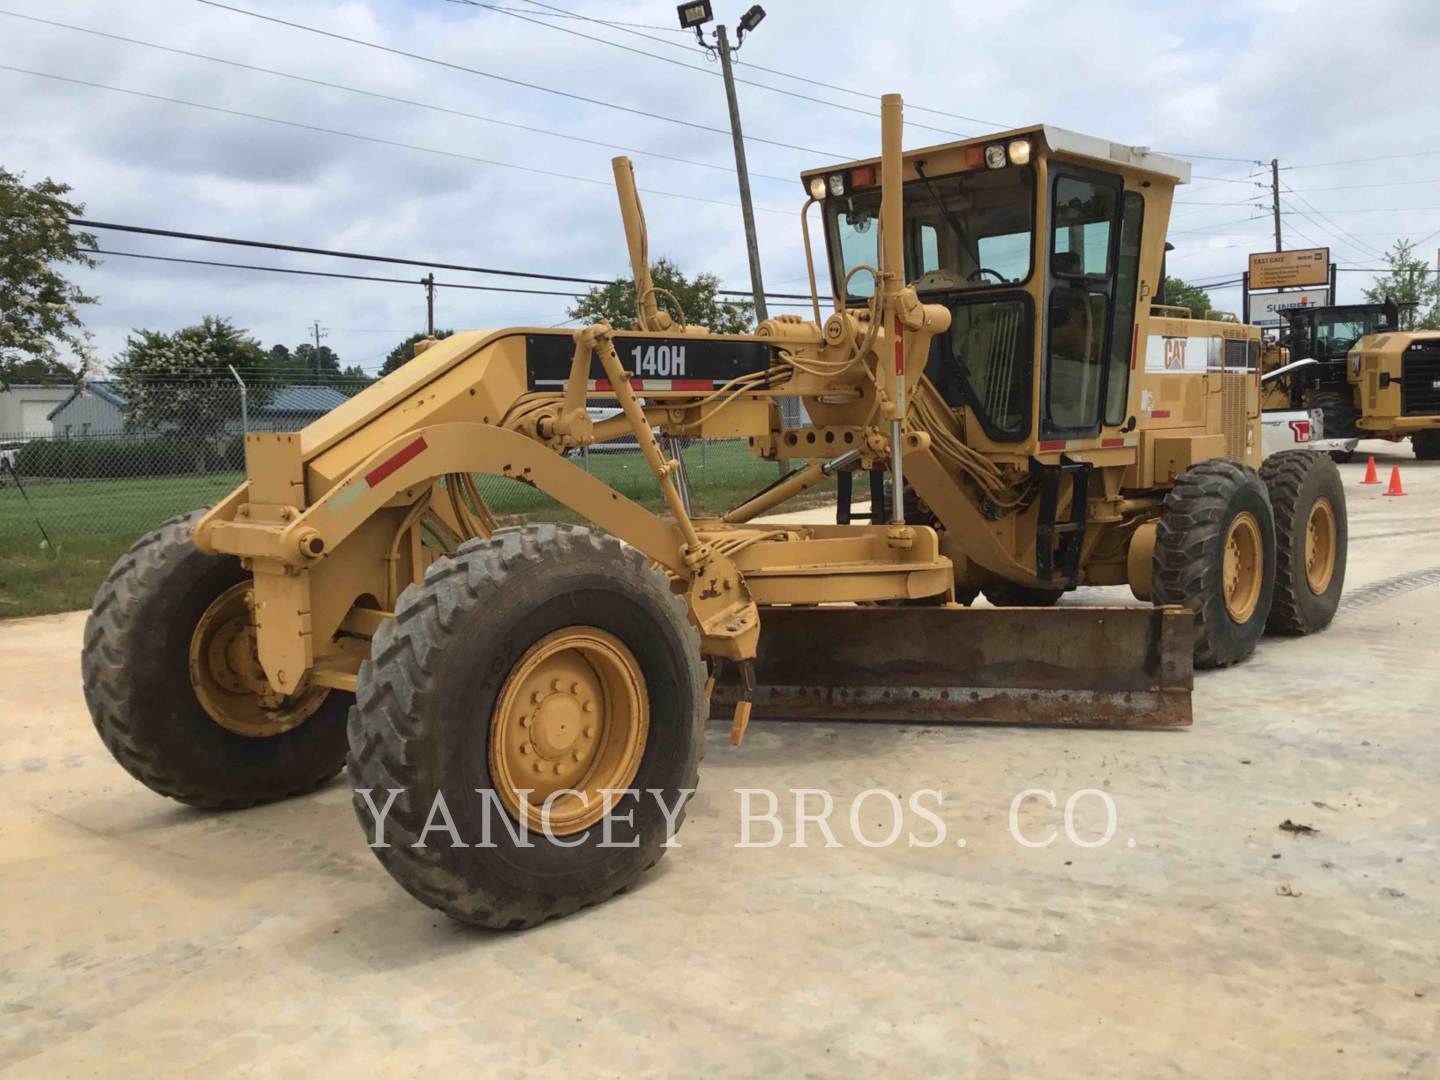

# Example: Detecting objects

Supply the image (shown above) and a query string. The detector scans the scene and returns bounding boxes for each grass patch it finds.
[0,442,831,618]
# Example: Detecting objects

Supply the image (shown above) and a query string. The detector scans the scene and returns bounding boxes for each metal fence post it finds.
[226,364,249,435]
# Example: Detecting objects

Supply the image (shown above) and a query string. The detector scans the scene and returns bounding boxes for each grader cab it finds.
[82,96,1347,928]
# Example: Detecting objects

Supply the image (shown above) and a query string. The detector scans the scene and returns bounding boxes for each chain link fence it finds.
[0,378,821,616]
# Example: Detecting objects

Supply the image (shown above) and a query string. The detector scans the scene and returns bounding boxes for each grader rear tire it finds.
[1153,460,1276,669]
[82,510,350,809]
[346,524,706,929]
[1261,451,1346,635]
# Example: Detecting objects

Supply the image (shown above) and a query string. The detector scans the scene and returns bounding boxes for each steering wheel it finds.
[967,267,1006,284]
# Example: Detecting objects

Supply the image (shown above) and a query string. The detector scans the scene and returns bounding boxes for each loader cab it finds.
[1279,300,1400,392]
[807,127,1186,449]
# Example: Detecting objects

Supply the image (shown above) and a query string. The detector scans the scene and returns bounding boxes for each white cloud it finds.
[1,0,1435,368]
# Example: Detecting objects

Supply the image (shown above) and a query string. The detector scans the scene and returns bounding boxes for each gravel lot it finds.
[1,442,1436,1078]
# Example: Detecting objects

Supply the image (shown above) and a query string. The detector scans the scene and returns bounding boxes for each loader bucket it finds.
[714,605,1193,729]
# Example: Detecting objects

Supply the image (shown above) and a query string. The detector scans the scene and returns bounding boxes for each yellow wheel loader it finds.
[82,96,1347,928]
[1260,300,1440,461]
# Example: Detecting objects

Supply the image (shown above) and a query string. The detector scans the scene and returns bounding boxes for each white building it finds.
[0,383,76,438]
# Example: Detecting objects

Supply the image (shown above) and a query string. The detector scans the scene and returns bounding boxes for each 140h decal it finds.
[629,343,685,377]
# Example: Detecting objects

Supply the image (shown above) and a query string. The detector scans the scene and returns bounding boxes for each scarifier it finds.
[82,95,1347,927]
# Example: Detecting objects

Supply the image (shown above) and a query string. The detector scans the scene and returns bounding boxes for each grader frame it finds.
[186,95,1243,736]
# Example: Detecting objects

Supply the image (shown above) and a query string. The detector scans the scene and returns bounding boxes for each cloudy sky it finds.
[3,0,1438,373]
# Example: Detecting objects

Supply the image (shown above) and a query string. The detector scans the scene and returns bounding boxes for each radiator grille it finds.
[1222,372,1249,459]
[1401,344,1440,417]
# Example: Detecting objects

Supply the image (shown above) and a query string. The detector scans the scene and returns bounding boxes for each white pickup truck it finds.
[1261,406,1359,461]
[1260,357,1361,462]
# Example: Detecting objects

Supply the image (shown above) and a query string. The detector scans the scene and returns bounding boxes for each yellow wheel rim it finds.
[1304,497,1337,595]
[489,627,648,836]
[188,582,329,737]
[1222,512,1264,623]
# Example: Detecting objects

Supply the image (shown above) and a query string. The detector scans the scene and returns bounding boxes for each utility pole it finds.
[676,4,796,448]
[423,273,436,336]
[714,23,768,326]
[310,320,328,377]
[1271,158,1282,252]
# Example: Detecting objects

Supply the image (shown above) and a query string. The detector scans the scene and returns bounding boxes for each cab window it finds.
[1044,170,1123,434]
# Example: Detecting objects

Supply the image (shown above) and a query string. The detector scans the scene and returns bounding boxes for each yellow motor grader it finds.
[82,96,1347,928]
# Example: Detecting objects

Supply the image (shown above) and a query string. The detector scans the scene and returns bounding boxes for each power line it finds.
[188,0,843,157]
[491,4,690,33]
[517,0,1014,129]
[1157,151,1264,164]
[1284,178,1440,193]
[1169,215,1268,235]
[1279,184,1386,259]
[85,246,819,309]
[87,248,587,296]
[1278,205,1440,216]
[453,0,975,140]
[0,10,796,185]
[70,218,816,300]
[0,65,795,216]
[1284,150,1440,170]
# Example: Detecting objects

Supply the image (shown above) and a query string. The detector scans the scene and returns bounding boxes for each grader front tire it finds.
[1261,451,1346,636]
[346,524,707,929]
[81,510,350,809]
[1153,461,1276,670]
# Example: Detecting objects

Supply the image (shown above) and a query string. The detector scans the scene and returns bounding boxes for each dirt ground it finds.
[2,442,1437,1078]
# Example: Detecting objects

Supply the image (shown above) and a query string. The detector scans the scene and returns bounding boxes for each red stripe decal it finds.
[1038,439,1067,451]
[1101,437,1125,448]
[1151,409,1171,418]
[894,316,904,375]
[671,379,713,390]
[365,436,428,488]
[594,379,613,392]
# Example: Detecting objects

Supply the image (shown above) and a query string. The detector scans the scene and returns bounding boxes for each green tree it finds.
[112,317,273,468]
[566,258,753,334]
[1162,276,1213,318]
[0,168,97,388]
[380,329,454,376]
[267,342,356,381]
[1362,239,1440,330]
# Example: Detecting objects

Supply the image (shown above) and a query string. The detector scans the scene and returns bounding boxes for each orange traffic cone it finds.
[1383,465,1407,497]
[1361,455,1381,484]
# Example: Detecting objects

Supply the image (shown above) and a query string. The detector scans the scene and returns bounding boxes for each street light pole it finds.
[714,22,768,325]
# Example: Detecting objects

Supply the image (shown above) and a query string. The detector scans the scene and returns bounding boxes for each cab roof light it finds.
[850,164,877,188]
[984,144,1007,169]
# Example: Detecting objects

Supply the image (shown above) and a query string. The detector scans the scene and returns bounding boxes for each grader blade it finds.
[714,605,1193,729]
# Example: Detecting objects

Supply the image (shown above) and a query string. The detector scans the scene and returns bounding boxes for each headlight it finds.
[828,173,846,197]
[808,176,827,200]
[1007,139,1031,165]
[984,144,1007,169]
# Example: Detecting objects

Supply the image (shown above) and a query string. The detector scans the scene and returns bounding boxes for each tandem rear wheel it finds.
[345,524,707,930]
[1260,451,1347,636]
[1152,460,1276,669]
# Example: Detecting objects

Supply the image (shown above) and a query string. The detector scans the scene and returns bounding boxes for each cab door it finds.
[1042,166,1125,436]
